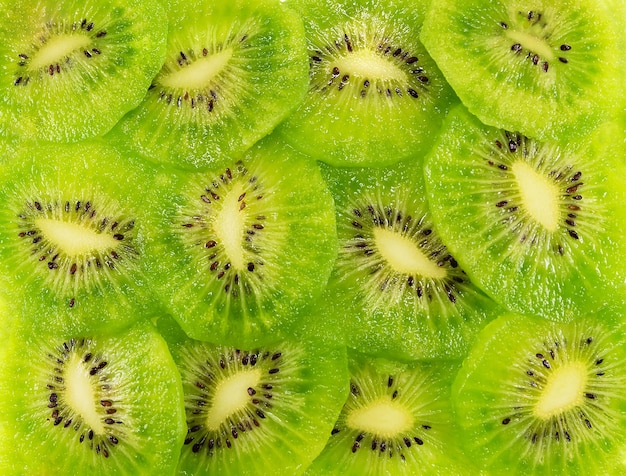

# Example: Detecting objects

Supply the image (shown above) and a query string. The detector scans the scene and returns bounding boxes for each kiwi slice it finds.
[0,0,167,143]
[420,0,621,142]
[298,158,499,360]
[109,0,309,170]
[0,140,156,334]
[453,311,626,474]
[277,0,456,167]
[167,334,349,475]
[424,105,626,321]
[306,351,472,475]
[143,136,337,345]
[0,320,186,474]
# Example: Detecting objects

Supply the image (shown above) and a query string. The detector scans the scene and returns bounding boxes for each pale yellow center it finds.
[29,34,91,70]
[213,184,247,270]
[160,49,233,90]
[333,49,407,82]
[374,227,447,279]
[206,369,261,431]
[513,161,560,231]
[35,218,119,256]
[65,354,105,434]
[506,30,555,61]
[534,362,588,419]
[346,399,414,438]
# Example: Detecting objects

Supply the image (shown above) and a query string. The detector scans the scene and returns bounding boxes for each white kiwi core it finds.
[374,227,447,279]
[534,362,588,419]
[214,184,247,270]
[347,399,414,438]
[512,160,560,231]
[29,34,92,71]
[205,369,261,431]
[160,49,233,90]
[65,353,105,434]
[35,218,120,256]
[506,30,555,62]
[334,49,407,82]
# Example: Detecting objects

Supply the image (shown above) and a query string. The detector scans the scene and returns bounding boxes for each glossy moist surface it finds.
[306,352,472,475]
[420,0,620,142]
[424,105,626,321]
[0,140,156,335]
[278,0,456,166]
[170,337,349,476]
[0,0,167,142]
[143,138,338,345]
[453,311,626,475]
[0,321,186,475]
[111,0,309,170]
[299,158,498,360]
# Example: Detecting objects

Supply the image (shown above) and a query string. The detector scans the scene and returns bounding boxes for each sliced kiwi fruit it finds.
[453,311,626,474]
[167,334,349,475]
[420,0,621,142]
[277,0,456,167]
[0,320,186,475]
[0,140,157,334]
[109,0,309,170]
[0,0,167,143]
[306,351,473,475]
[424,105,626,321]
[143,136,337,345]
[298,157,499,360]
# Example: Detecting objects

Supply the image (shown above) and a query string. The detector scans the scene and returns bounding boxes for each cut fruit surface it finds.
[169,336,349,476]
[298,157,499,360]
[306,352,473,475]
[143,137,337,345]
[453,311,626,474]
[0,321,186,475]
[278,0,456,166]
[0,140,157,335]
[110,0,309,170]
[424,105,626,320]
[420,0,621,142]
[0,0,167,142]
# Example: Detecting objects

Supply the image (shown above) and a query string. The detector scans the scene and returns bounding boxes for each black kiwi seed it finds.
[175,161,268,298]
[485,133,585,248]
[43,339,124,458]
[180,346,287,457]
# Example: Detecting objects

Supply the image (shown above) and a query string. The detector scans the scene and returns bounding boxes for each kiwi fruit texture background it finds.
[0,0,625,475]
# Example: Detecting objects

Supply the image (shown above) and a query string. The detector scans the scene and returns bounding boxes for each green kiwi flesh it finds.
[424,105,626,321]
[0,320,186,475]
[420,0,621,142]
[453,311,626,475]
[0,140,157,334]
[278,0,456,167]
[0,0,167,142]
[110,0,309,170]
[168,335,349,476]
[299,158,499,360]
[143,137,338,345]
[306,352,472,475]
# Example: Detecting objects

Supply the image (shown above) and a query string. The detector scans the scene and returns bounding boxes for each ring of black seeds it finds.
[174,161,268,299]
[44,338,125,459]
[15,196,139,305]
[14,18,107,86]
[498,330,610,449]
[337,196,471,310]
[330,373,433,462]
[179,345,288,457]
[498,10,572,74]
[484,131,589,255]
[309,23,430,99]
